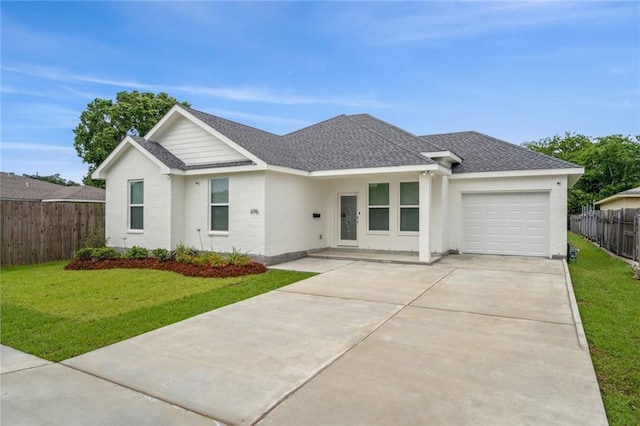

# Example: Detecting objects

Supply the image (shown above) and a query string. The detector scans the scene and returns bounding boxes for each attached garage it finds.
[461,192,550,257]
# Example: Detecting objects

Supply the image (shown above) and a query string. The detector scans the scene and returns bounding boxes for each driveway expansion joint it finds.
[255,267,457,424]
[60,362,227,425]
[1,362,51,376]
[408,304,577,327]
[275,288,404,307]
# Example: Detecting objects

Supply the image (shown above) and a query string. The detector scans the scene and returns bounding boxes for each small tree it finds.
[73,91,190,187]
[524,133,640,214]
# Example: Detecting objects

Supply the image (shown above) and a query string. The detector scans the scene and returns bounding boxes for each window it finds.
[368,182,389,231]
[129,180,144,231]
[210,178,229,232]
[400,182,419,232]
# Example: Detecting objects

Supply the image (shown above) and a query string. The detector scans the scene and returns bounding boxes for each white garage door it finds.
[462,192,549,257]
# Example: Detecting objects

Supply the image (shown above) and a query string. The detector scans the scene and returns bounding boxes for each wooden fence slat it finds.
[0,200,105,266]
[570,207,640,262]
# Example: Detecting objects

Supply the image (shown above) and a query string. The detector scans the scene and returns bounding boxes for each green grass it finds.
[568,233,640,425]
[1,261,314,362]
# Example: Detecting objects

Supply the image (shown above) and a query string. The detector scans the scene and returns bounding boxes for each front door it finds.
[339,194,358,246]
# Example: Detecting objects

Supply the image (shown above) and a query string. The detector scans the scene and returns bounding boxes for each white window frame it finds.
[209,177,229,235]
[368,182,390,234]
[128,179,144,233]
[399,181,419,234]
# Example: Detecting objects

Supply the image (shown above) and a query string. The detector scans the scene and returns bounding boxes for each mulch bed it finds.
[65,258,268,278]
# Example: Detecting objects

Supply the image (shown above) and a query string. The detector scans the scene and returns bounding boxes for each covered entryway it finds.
[461,192,550,257]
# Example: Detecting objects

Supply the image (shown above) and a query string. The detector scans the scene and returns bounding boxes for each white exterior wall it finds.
[104,147,173,249]
[324,173,422,252]
[181,172,266,255]
[598,198,640,210]
[157,117,247,165]
[447,175,568,257]
[264,171,328,256]
[170,175,185,248]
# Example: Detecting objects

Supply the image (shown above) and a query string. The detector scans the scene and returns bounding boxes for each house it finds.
[0,172,105,202]
[595,187,640,210]
[92,105,583,264]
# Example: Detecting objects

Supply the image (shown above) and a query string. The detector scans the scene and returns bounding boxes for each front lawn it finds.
[1,261,313,362]
[568,233,640,425]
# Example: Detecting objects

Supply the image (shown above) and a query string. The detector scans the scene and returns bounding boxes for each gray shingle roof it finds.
[281,114,435,170]
[128,106,580,174]
[131,136,186,169]
[619,186,640,195]
[0,172,105,201]
[419,131,580,173]
[183,107,299,168]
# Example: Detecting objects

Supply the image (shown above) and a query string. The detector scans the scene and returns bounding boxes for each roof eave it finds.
[92,136,171,180]
[309,164,446,179]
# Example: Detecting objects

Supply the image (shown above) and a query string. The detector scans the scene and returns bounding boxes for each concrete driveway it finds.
[1,255,607,425]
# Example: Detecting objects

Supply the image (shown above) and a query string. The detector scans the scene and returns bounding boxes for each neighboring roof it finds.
[107,106,582,175]
[595,186,640,205]
[0,172,105,201]
[419,131,581,174]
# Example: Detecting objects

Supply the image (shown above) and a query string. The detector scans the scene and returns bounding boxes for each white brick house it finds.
[93,105,583,264]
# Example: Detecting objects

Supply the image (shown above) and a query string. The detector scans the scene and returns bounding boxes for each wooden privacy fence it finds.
[1,200,105,266]
[569,207,640,263]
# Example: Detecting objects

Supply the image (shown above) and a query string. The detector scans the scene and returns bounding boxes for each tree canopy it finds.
[73,91,190,187]
[22,173,80,187]
[523,133,640,214]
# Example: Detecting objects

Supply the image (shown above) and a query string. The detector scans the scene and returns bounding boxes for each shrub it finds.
[124,246,149,259]
[173,243,197,259]
[227,247,251,267]
[151,248,169,261]
[206,252,228,268]
[175,252,194,264]
[92,247,121,261]
[190,255,210,267]
[74,247,95,260]
[83,227,107,248]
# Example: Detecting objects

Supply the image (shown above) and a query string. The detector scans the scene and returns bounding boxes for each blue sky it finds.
[1,1,638,184]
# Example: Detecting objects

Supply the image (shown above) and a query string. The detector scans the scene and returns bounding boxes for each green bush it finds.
[124,246,149,259]
[151,248,169,261]
[74,247,95,260]
[83,227,107,248]
[173,243,197,259]
[175,252,194,264]
[227,247,251,267]
[92,247,121,261]
[206,252,228,268]
[190,255,209,267]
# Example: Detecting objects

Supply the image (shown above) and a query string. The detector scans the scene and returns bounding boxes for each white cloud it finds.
[3,63,387,108]
[1,142,75,153]
[320,1,638,44]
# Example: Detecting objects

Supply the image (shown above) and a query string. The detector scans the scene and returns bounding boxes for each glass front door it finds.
[339,195,358,246]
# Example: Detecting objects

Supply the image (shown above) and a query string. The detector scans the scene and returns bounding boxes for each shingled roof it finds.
[130,106,580,174]
[0,172,105,201]
[419,131,580,173]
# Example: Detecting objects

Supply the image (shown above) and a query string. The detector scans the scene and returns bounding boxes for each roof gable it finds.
[155,115,248,165]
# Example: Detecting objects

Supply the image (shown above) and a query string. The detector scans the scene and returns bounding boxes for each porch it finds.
[307,248,443,265]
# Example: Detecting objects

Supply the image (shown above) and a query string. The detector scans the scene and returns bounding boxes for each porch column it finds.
[440,175,449,254]
[419,172,432,263]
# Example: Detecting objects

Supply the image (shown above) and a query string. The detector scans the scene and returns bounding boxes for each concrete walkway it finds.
[1,255,607,425]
